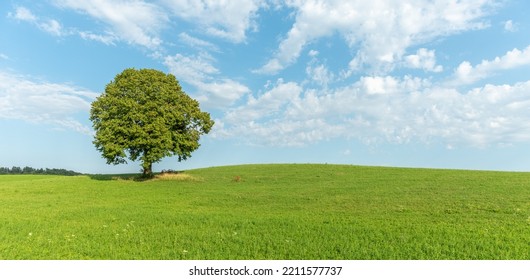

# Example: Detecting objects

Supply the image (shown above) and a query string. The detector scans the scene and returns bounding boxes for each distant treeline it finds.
[0,166,82,176]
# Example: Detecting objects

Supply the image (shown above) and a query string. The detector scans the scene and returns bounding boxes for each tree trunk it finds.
[142,162,153,178]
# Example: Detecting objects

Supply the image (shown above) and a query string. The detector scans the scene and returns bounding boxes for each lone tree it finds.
[90,68,214,177]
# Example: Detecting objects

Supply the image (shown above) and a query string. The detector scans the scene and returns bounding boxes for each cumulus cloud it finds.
[164,54,250,108]
[503,20,517,32]
[256,0,493,74]
[54,0,168,49]
[45,1,263,48]
[0,71,97,135]
[10,6,37,21]
[216,79,342,146]
[162,0,264,43]
[224,79,302,125]
[164,53,219,82]
[193,79,251,108]
[305,61,335,88]
[452,45,530,85]
[10,3,168,47]
[404,48,443,72]
[215,71,530,148]
[39,19,63,36]
[7,0,528,151]
[9,6,65,36]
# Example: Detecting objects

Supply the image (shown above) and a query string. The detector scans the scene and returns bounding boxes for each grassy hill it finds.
[1,164,529,259]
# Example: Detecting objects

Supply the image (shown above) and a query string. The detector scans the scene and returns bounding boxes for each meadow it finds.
[0,164,529,260]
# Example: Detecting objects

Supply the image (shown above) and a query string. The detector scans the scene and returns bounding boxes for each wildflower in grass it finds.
[28,232,32,237]
[65,234,76,241]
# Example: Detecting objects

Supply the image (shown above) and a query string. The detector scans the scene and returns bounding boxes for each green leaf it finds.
[89,68,214,175]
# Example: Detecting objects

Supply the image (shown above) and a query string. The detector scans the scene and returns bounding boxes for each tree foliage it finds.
[0,166,81,176]
[89,68,214,176]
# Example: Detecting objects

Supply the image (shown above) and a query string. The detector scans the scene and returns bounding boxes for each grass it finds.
[0,164,529,260]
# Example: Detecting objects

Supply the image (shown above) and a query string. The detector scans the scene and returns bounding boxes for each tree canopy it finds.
[0,166,81,176]
[89,68,214,176]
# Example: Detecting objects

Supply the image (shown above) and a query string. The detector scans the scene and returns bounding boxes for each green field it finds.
[1,164,529,259]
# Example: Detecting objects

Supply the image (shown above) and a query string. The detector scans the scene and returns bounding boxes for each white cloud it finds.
[48,0,264,47]
[0,71,97,135]
[359,76,399,95]
[253,58,284,74]
[11,6,37,21]
[9,6,65,36]
[6,1,528,151]
[0,53,8,60]
[178,33,219,52]
[40,19,63,36]
[164,54,219,82]
[215,72,530,148]
[452,45,530,85]
[404,48,443,72]
[164,54,250,108]
[308,50,319,57]
[305,61,334,88]
[194,80,251,108]
[162,0,264,43]
[503,20,517,32]
[9,5,126,44]
[54,0,168,49]
[256,0,493,74]
[79,31,117,45]
[224,79,302,125]
[216,79,349,146]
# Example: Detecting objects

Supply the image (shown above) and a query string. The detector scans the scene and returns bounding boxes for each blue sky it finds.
[2,0,530,174]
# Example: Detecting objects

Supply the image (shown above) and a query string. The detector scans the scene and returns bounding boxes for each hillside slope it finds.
[1,164,529,259]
